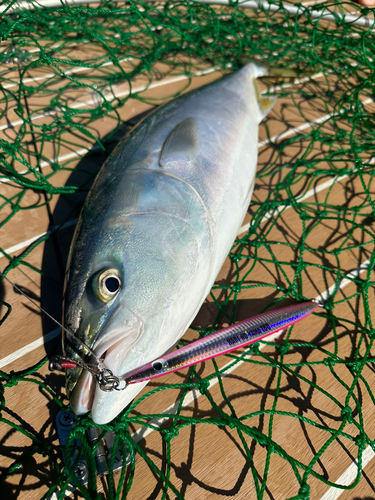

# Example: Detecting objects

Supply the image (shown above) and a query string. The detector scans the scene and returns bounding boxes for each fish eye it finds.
[105,276,120,293]
[94,268,121,302]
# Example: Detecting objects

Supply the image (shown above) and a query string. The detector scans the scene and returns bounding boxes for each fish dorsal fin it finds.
[159,118,199,167]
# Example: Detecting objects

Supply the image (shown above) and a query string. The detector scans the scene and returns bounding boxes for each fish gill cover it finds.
[0,0,375,498]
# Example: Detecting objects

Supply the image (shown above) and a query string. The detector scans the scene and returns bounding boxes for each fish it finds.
[63,62,276,424]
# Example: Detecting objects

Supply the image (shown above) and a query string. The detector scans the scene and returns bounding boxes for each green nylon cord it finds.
[1,0,375,498]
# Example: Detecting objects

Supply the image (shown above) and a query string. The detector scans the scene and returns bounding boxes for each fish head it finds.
[62,219,141,410]
[63,198,211,423]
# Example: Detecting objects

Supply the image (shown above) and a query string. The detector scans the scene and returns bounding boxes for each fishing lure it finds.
[123,301,319,385]
[51,301,319,389]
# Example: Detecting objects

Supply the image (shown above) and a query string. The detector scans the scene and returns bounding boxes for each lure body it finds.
[63,63,276,424]
[124,302,319,384]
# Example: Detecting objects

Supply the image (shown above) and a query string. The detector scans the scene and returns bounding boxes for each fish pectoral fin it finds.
[254,79,277,120]
[159,118,199,167]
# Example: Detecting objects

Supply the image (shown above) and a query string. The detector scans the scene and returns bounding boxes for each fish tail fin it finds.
[245,63,277,121]
[239,59,312,120]
[252,63,307,79]
[238,57,311,78]
[253,77,277,120]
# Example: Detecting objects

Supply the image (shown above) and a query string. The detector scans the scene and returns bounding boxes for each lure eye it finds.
[152,359,168,372]
[94,268,121,303]
[152,361,163,371]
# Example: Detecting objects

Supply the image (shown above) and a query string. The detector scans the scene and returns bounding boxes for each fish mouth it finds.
[69,304,144,416]
[69,329,141,415]
[95,331,139,375]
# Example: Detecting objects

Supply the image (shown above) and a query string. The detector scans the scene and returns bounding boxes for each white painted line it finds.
[0,327,60,369]
[0,68,220,133]
[0,78,170,180]
[200,0,375,29]
[39,147,92,169]
[259,97,373,149]
[0,218,77,259]
[2,55,135,91]
[302,0,327,5]
[48,484,75,500]
[1,232,49,257]
[317,259,372,304]
[238,173,348,236]
[238,156,375,236]
[320,445,375,500]
[0,147,92,185]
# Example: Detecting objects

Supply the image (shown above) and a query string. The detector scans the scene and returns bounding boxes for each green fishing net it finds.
[1,0,375,498]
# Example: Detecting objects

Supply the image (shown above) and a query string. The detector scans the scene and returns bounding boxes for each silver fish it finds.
[63,63,276,424]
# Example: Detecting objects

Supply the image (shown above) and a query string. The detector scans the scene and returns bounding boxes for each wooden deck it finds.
[1,2,375,498]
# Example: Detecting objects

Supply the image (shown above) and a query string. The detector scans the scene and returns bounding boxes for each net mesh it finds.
[1,0,375,498]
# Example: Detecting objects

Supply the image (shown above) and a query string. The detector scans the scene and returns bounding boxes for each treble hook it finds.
[49,355,127,391]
